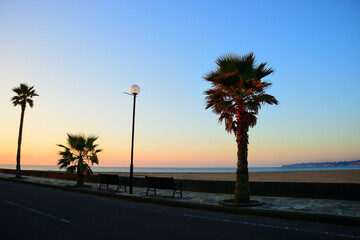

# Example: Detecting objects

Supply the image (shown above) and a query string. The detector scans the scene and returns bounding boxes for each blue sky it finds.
[0,0,359,167]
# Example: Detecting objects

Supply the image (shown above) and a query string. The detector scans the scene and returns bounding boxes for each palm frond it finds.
[89,153,99,165]
[26,99,34,108]
[11,96,21,106]
[66,165,76,173]
[12,87,23,95]
[57,144,69,149]
[255,63,274,79]
[67,133,86,151]
[252,94,279,106]
[86,136,99,149]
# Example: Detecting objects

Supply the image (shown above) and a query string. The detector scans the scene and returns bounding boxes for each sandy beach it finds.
[111,170,360,183]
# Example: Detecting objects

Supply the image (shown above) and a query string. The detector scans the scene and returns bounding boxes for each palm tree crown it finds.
[58,134,102,185]
[11,83,39,109]
[204,52,278,135]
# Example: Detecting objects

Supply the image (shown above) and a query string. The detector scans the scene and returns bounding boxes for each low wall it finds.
[1,169,359,201]
[180,179,360,201]
[0,169,78,180]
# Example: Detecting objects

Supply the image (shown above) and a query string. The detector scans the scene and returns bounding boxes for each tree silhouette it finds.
[11,83,39,179]
[57,134,102,186]
[204,53,278,203]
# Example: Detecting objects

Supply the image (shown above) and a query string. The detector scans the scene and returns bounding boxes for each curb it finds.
[1,177,359,227]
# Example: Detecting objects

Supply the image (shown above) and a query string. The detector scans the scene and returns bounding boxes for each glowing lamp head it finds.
[130,84,140,95]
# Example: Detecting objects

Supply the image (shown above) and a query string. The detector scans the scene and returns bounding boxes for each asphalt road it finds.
[0,180,359,240]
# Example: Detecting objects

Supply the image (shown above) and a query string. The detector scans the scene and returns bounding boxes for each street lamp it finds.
[125,84,140,194]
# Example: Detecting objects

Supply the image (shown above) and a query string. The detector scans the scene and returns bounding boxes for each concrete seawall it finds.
[1,168,359,201]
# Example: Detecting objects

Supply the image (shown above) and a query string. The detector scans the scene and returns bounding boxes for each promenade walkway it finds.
[1,173,359,226]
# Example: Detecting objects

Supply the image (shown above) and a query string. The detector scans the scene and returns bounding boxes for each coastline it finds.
[102,170,360,183]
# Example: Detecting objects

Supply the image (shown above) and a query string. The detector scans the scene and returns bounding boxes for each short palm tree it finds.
[57,134,102,186]
[11,83,39,179]
[204,52,278,203]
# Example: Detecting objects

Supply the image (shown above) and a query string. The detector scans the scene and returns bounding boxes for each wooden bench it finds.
[145,176,182,198]
[98,174,127,192]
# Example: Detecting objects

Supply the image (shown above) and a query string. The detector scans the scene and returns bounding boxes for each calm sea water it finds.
[1,164,360,173]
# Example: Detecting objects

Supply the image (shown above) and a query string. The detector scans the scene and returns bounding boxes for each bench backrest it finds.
[145,176,175,189]
[99,174,119,184]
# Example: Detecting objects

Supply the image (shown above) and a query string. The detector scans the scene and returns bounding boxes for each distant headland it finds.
[282,160,360,168]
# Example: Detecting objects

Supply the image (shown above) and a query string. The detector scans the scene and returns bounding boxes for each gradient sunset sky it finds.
[1,0,359,168]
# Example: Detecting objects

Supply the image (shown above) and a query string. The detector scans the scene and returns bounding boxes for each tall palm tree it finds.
[204,52,278,204]
[57,134,102,186]
[11,83,39,179]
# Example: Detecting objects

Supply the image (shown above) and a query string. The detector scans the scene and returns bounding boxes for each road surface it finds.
[0,180,359,240]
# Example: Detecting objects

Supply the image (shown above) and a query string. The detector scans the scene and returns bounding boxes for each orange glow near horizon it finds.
[1,117,359,168]
[1,142,359,168]
[1,123,360,168]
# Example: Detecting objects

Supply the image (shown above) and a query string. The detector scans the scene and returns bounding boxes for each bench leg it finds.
[173,189,182,198]
[146,187,157,196]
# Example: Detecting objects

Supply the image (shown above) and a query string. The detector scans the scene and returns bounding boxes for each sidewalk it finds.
[1,173,359,226]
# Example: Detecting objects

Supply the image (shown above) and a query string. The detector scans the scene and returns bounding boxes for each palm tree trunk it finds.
[15,106,25,179]
[233,130,250,203]
[77,168,84,186]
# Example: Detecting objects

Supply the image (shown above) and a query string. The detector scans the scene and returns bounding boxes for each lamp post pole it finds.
[126,84,140,194]
[129,92,137,194]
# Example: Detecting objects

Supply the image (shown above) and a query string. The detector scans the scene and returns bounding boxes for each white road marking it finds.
[3,200,70,223]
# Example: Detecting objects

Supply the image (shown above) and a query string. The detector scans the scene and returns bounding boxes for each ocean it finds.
[1,164,360,173]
